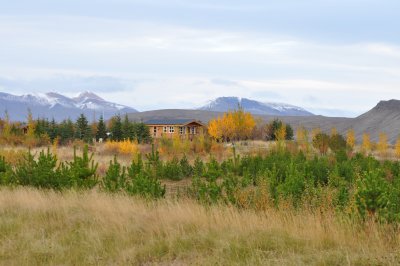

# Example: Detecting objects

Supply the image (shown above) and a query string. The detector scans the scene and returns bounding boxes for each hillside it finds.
[350,100,400,143]
[128,109,225,123]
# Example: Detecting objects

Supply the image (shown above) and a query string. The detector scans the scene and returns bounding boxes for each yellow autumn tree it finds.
[331,127,338,136]
[377,132,388,157]
[296,126,308,143]
[208,117,223,141]
[2,110,11,138]
[208,108,255,142]
[222,112,235,140]
[346,129,356,150]
[395,136,400,159]
[275,124,287,142]
[361,133,371,154]
[23,109,38,147]
[26,109,36,138]
[296,126,309,151]
[311,127,321,140]
[233,109,256,140]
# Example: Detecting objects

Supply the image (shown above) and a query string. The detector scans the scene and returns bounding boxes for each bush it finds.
[60,146,98,189]
[102,156,127,193]
[125,172,166,198]
[104,140,138,155]
[102,155,165,198]
[356,170,389,220]
[312,133,330,154]
[0,156,13,185]
[161,157,183,180]
[14,149,68,189]
[329,133,347,153]
[180,155,193,177]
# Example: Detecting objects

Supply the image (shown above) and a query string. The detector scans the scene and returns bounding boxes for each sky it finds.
[0,0,400,117]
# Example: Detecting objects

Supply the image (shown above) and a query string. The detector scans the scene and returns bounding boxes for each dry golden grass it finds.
[0,187,399,265]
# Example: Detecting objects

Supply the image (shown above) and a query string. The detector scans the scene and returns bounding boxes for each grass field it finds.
[0,188,399,265]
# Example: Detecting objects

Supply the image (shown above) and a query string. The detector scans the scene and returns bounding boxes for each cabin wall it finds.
[148,124,205,139]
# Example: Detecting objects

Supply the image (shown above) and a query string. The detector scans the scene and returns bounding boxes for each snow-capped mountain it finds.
[0,91,138,121]
[199,97,314,116]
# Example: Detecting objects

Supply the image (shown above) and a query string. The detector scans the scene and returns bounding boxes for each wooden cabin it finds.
[145,119,206,140]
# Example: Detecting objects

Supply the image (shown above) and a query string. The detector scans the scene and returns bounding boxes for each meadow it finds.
[0,137,400,265]
[0,188,399,265]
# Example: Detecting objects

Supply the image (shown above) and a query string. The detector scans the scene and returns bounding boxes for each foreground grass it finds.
[0,188,399,265]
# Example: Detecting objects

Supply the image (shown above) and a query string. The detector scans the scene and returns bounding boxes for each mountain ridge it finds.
[199,96,314,116]
[0,91,138,121]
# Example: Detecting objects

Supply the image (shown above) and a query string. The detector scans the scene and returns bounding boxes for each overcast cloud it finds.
[0,0,399,116]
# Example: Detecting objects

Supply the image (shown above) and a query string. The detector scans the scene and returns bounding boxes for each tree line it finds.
[0,110,151,145]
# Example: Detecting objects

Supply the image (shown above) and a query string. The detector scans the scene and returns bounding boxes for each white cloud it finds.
[0,15,399,117]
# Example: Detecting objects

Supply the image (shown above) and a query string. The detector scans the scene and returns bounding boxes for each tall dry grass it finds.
[0,187,399,265]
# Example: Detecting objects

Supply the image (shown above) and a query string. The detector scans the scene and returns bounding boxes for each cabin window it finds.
[191,127,196,134]
[153,127,157,133]
[163,126,167,133]
[179,127,184,134]
[169,126,174,133]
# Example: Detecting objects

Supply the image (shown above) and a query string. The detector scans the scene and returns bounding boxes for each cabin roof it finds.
[145,119,204,126]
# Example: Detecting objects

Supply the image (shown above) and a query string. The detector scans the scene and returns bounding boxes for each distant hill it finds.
[199,97,314,116]
[128,99,400,144]
[0,91,138,121]
[128,109,224,124]
[350,100,400,143]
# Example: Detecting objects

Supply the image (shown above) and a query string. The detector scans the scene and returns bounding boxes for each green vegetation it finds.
[1,146,98,189]
[102,154,166,198]
[1,142,400,223]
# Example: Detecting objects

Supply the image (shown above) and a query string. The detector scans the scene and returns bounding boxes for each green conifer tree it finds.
[75,114,92,142]
[122,114,134,140]
[96,115,107,141]
[110,114,123,141]
[59,119,75,144]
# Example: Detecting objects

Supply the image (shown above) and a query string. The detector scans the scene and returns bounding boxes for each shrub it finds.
[0,156,13,185]
[329,133,347,153]
[102,155,165,198]
[204,157,221,181]
[356,170,389,220]
[14,149,68,189]
[180,154,193,177]
[104,140,120,154]
[145,144,162,178]
[127,156,165,198]
[126,172,166,198]
[190,175,222,204]
[104,140,138,155]
[278,162,306,206]
[312,133,330,154]
[193,157,205,177]
[118,139,138,155]
[102,156,127,193]
[161,157,183,181]
[61,146,98,189]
